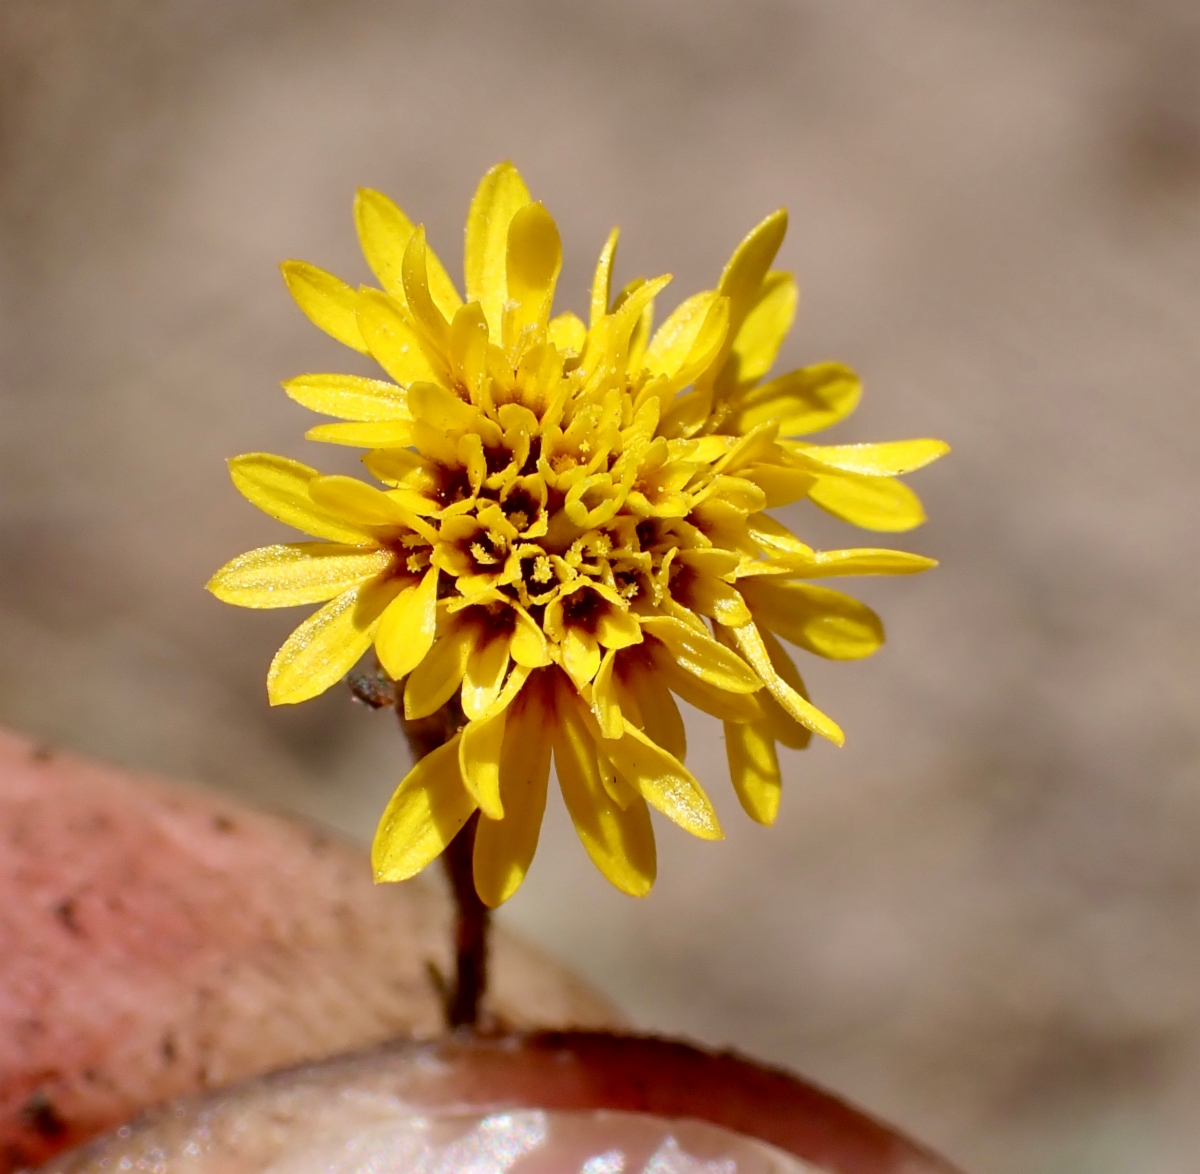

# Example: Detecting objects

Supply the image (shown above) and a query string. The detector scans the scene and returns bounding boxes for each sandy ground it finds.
[2,3,1199,1172]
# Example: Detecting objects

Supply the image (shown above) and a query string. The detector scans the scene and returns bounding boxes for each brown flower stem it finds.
[397,698,489,1031]
[439,810,489,1029]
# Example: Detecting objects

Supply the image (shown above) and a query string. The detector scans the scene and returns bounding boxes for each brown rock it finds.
[0,727,619,1171]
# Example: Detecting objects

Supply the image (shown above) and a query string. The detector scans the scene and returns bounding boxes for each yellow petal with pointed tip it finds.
[795,438,950,477]
[605,720,722,841]
[372,733,476,882]
[473,695,552,906]
[459,709,507,820]
[755,626,813,750]
[267,578,401,705]
[719,271,796,392]
[280,261,368,354]
[731,362,861,437]
[553,692,656,897]
[354,187,462,318]
[228,454,375,544]
[374,566,438,680]
[465,161,532,340]
[208,543,394,609]
[590,228,619,328]
[356,289,440,386]
[725,720,781,825]
[718,209,788,337]
[808,471,928,532]
[639,615,761,693]
[741,578,884,661]
[731,623,844,746]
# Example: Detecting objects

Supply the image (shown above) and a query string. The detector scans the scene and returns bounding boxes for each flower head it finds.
[209,163,947,904]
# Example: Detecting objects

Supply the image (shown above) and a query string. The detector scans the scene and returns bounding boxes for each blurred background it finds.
[2,2,1199,1171]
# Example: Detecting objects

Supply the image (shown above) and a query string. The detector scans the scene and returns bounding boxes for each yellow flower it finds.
[208,162,947,905]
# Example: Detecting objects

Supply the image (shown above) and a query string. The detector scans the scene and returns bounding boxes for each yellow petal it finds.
[590,228,619,328]
[562,627,601,689]
[305,421,415,447]
[643,291,721,379]
[459,709,507,820]
[639,615,761,693]
[717,209,788,339]
[510,605,552,668]
[741,462,818,508]
[504,202,562,344]
[553,691,656,897]
[718,271,796,392]
[401,226,452,353]
[372,733,476,882]
[683,573,753,628]
[755,626,813,750]
[464,161,532,340]
[462,631,512,720]
[408,380,479,435]
[793,438,950,477]
[356,289,441,386]
[731,622,844,746]
[603,719,722,841]
[590,650,625,740]
[354,187,414,298]
[740,578,884,661]
[471,663,532,723]
[308,474,413,529]
[594,607,643,650]
[595,741,640,810]
[228,454,376,544]
[280,261,368,354]
[267,578,401,705]
[283,373,410,422]
[730,362,861,437]
[645,642,764,723]
[746,512,814,556]
[404,619,475,719]
[761,548,938,579]
[473,694,553,906]
[628,667,687,762]
[548,312,587,355]
[207,543,394,609]
[374,566,438,680]
[807,471,928,532]
[354,188,462,319]
[725,720,781,825]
